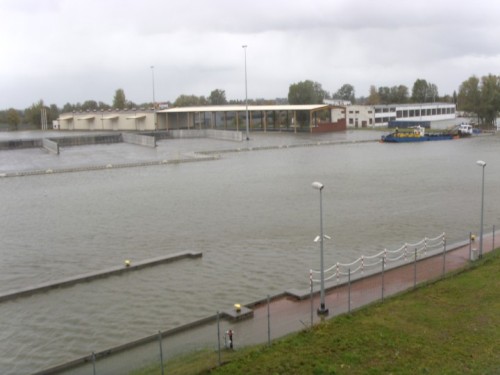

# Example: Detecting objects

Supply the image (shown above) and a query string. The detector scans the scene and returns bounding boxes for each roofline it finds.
[157,104,334,113]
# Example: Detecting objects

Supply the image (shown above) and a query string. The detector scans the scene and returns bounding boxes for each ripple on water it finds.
[1,136,500,373]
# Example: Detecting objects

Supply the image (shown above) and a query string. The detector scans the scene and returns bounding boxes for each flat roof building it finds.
[56,102,456,132]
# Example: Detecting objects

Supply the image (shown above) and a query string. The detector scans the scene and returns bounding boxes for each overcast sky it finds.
[2,0,500,109]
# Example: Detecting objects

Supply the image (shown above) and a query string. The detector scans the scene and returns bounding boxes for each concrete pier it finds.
[0,251,202,303]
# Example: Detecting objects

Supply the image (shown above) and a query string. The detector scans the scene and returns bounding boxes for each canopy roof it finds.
[76,115,95,120]
[158,104,332,113]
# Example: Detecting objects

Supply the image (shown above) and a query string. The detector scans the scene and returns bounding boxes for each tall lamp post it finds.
[477,160,486,258]
[242,45,249,141]
[151,65,156,130]
[312,181,328,315]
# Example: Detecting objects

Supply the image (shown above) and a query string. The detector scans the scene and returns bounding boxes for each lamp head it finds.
[476,160,486,167]
[312,181,324,191]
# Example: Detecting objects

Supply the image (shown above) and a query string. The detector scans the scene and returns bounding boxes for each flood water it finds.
[1,130,499,374]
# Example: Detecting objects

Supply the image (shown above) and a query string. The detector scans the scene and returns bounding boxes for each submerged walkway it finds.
[0,130,382,177]
[37,233,496,375]
[0,252,202,303]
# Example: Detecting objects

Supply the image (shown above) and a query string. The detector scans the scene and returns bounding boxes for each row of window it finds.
[396,107,455,117]
[349,118,373,125]
[374,106,455,114]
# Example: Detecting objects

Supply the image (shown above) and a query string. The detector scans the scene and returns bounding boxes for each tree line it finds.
[287,75,499,126]
[287,79,448,106]
[1,74,499,129]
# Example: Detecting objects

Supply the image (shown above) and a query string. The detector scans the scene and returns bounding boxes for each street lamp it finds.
[242,45,249,141]
[151,65,156,130]
[312,181,328,315]
[477,160,486,258]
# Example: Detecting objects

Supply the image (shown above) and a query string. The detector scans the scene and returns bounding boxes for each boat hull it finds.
[381,134,455,143]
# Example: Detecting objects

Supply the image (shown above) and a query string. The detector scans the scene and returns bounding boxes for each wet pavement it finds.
[0,129,383,175]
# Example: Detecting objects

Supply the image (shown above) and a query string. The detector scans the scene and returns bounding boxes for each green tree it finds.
[478,74,500,125]
[457,76,480,114]
[333,84,356,103]
[377,87,391,104]
[62,102,75,113]
[428,83,439,102]
[173,94,208,107]
[48,104,59,123]
[81,100,98,111]
[366,85,380,105]
[6,108,21,129]
[411,79,438,103]
[209,89,227,105]
[411,79,428,102]
[390,85,409,103]
[113,89,127,109]
[24,100,45,127]
[288,80,326,104]
[98,101,111,110]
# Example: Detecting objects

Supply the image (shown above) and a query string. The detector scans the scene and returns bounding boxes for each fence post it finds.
[469,231,472,261]
[267,295,271,346]
[414,248,417,289]
[92,352,96,375]
[217,311,221,366]
[310,270,313,327]
[493,225,496,250]
[348,268,351,314]
[442,233,446,277]
[381,257,385,302]
[158,331,164,375]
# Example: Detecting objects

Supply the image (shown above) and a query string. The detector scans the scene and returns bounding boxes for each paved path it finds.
[247,234,495,338]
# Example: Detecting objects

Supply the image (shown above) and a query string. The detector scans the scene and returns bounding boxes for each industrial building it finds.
[56,102,456,132]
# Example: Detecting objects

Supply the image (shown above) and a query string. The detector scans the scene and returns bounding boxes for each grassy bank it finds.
[133,250,500,375]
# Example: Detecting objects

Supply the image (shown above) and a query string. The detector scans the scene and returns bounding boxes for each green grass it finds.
[133,250,500,375]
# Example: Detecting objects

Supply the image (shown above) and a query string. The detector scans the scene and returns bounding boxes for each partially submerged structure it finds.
[56,104,345,133]
[56,102,456,132]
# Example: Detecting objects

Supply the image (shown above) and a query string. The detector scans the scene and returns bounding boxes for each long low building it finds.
[157,104,346,133]
[57,110,156,131]
[56,102,456,132]
[57,105,347,133]
[373,103,456,126]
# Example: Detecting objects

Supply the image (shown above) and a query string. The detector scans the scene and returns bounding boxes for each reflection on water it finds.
[0,131,499,374]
